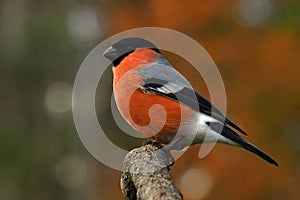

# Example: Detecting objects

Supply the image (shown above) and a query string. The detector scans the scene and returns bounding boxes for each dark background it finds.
[1,0,300,199]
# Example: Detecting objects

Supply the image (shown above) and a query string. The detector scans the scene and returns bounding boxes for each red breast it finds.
[113,49,196,143]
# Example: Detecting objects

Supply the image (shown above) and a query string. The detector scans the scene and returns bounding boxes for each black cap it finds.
[103,37,160,66]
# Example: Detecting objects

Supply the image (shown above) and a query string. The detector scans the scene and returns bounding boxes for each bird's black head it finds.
[103,37,160,66]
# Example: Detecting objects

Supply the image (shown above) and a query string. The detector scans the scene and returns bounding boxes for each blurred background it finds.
[1,0,300,199]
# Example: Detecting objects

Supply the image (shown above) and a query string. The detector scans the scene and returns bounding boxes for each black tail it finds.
[240,140,279,167]
[207,122,279,167]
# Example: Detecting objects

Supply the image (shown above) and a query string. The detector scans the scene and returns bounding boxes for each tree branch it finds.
[121,141,182,200]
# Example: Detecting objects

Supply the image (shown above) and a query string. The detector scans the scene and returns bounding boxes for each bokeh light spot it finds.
[234,0,273,26]
[55,155,87,189]
[44,82,72,113]
[179,168,213,199]
[67,6,104,47]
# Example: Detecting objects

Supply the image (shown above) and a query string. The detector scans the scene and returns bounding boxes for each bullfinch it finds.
[103,37,278,167]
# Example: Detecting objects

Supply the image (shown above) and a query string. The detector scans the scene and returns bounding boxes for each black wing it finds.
[142,78,247,135]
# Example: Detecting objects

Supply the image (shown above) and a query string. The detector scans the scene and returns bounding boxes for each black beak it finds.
[103,46,118,62]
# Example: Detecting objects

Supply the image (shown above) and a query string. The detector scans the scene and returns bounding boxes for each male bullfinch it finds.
[103,37,278,167]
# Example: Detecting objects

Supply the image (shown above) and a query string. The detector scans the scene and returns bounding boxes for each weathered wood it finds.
[121,141,182,200]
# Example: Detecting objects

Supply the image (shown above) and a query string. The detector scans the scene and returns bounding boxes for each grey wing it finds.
[138,62,191,90]
[138,61,247,135]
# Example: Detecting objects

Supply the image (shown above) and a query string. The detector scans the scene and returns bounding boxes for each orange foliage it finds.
[101,1,300,199]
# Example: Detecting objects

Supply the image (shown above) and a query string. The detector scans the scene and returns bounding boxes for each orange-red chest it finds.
[113,49,195,143]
